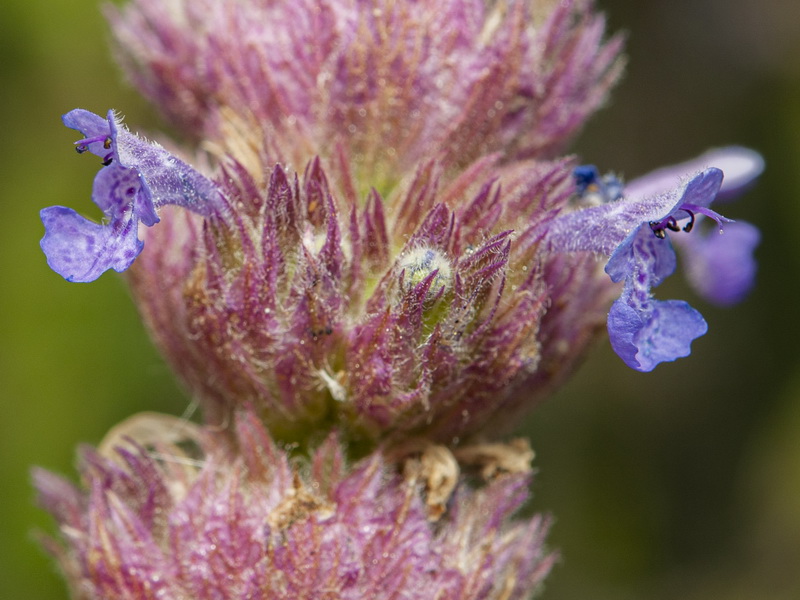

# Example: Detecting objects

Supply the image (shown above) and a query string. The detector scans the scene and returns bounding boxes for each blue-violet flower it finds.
[544,147,763,371]
[40,109,222,282]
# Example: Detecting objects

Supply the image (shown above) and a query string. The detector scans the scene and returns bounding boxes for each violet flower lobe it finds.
[41,109,223,282]
[543,147,763,372]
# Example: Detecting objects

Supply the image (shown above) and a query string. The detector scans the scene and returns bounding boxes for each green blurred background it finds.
[1,1,799,599]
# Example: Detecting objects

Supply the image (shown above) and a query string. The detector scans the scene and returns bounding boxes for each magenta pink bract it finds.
[108,0,623,190]
[35,411,554,600]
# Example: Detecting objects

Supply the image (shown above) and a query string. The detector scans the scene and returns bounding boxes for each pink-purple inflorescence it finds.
[128,153,616,444]
[35,411,554,600]
[106,0,623,180]
[35,0,762,598]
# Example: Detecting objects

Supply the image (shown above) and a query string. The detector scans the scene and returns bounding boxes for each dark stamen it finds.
[649,222,667,239]
[102,157,114,166]
[666,216,680,232]
[76,145,88,154]
[75,133,111,150]
[682,209,696,233]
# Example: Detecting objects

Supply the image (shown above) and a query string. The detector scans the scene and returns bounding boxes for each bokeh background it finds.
[1,1,799,599]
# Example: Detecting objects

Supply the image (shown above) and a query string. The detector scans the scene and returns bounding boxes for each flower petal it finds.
[606,225,676,285]
[62,109,111,151]
[40,206,142,283]
[544,168,723,256]
[624,147,762,203]
[609,296,707,372]
[605,224,705,371]
[679,221,761,306]
[677,167,725,210]
[92,164,151,223]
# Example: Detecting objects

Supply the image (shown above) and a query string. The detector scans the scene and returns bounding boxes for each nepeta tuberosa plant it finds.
[34,1,763,598]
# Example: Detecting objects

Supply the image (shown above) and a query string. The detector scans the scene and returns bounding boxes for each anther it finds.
[682,210,696,233]
[666,217,680,232]
[649,221,667,239]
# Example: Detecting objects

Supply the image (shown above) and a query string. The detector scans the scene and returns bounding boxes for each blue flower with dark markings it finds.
[40,109,222,282]
[545,147,763,372]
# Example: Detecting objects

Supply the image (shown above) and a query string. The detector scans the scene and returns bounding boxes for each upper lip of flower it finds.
[605,167,728,284]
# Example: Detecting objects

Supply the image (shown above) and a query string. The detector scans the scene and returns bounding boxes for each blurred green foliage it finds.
[1,1,799,599]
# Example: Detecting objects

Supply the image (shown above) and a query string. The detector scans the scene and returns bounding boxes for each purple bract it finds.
[34,411,554,600]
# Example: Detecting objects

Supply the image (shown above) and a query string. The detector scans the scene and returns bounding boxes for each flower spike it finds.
[32,0,767,597]
[40,109,222,282]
